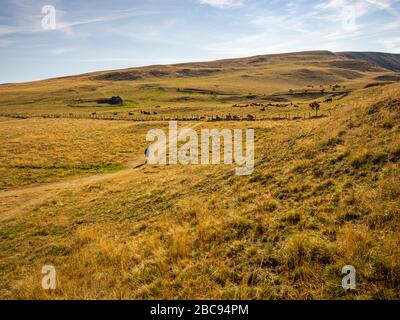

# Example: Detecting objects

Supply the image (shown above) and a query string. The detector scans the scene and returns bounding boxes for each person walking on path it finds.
[144,146,150,164]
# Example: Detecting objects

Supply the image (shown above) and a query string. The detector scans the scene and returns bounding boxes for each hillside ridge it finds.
[2,51,400,85]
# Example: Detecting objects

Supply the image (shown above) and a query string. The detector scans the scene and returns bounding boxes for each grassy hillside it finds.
[0,51,399,120]
[0,79,399,299]
[339,52,400,72]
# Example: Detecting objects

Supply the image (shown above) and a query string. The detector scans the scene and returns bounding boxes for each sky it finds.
[0,0,399,83]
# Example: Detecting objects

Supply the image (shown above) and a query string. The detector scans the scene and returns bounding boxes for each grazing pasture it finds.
[0,51,399,299]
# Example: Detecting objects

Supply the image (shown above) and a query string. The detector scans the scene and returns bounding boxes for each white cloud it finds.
[79,57,206,63]
[205,32,307,57]
[0,8,159,38]
[383,19,400,30]
[49,47,78,55]
[199,0,244,9]
[378,37,400,51]
[286,2,299,15]
[317,0,394,17]
[365,0,392,9]
[0,25,25,36]
[53,9,160,37]
[325,28,363,40]
[250,14,310,33]
[314,0,398,39]
[0,39,14,47]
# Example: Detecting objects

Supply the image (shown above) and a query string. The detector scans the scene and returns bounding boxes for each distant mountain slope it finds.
[90,50,400,82]
[339,52,400,72]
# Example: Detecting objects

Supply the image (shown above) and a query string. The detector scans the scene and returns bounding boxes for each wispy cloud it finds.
[250,13,310,33]
[55,9,160,36]
[313,0,399,40]
[0,7,159,37]
[79,57,204,63]
[317,0,395,18]
[0,39,14,47]
[107,18,178,43]
[0,25,21,36]
[378,36,400,52]
[205,32,306,57]
[49,46,79,55]
[199,0,245,9]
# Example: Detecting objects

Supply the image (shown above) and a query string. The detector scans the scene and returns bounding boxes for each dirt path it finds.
[0,122,203,221]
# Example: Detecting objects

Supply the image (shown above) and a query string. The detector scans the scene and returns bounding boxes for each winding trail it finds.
[0,122,203,221]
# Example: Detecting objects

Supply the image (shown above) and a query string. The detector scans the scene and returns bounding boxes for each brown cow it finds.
[309,102,320,116]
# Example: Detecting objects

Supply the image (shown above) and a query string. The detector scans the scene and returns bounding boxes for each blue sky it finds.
[0,0,399,83]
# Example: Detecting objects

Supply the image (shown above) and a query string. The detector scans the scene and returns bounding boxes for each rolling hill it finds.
[0,51,399,118]
[0,51,399,300]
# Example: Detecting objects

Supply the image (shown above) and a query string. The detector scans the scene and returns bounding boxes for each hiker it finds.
[144,146,150,164]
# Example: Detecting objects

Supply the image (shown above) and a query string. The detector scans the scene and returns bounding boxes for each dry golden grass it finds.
[0,119,168,190]
[0,74,399,299]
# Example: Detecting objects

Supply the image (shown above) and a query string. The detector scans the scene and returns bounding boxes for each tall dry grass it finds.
[0,83,399,299]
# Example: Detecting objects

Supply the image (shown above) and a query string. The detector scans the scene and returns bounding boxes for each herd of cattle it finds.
[90,110,158,116]
[233,102,300,110]
[232,98,333,111]
[86,98,334,120]
[140,110,158,115]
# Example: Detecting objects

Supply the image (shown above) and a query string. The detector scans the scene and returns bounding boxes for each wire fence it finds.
[0,111,332,123]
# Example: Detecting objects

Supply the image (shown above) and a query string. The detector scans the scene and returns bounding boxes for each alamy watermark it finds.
[42,265,56,290]
[41,5,57,30]
[342,265,356,290]
[146,121,255,176]
[341,5,357,31]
